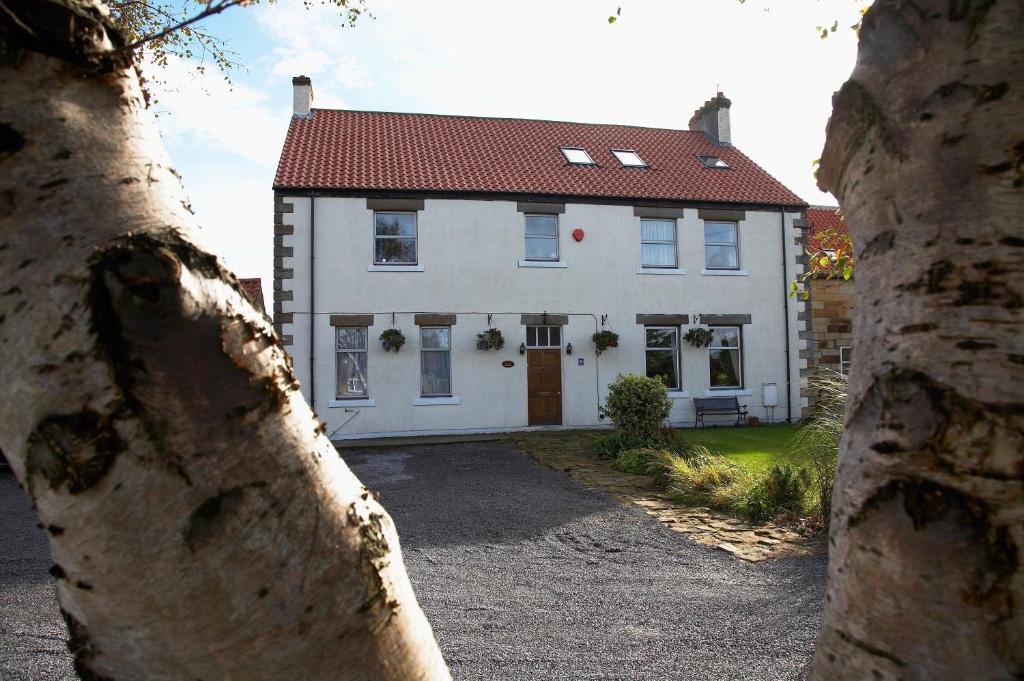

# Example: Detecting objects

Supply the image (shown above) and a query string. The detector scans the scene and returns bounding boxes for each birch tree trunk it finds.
[810,0,1022,678]
[0,2,450,679]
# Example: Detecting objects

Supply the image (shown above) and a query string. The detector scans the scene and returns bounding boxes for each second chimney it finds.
[688,92,731,146]
[292,75,314,118]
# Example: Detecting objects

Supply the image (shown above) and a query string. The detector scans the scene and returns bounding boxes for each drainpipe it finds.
[780,207,792,423]
[309,193,316,413]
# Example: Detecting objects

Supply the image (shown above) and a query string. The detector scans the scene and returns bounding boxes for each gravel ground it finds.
[0,442,826,680]
[0,471,76,681]
[346,442,827,680]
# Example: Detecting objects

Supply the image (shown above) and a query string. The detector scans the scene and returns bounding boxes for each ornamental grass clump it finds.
[602,374,672,440]
[656,447,753,510]
[791,370,847,526]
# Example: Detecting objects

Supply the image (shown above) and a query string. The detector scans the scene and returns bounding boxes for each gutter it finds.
[309,193,316,412]
[780,207,792,423]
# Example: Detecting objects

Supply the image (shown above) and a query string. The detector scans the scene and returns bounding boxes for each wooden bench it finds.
[693,396,748,428]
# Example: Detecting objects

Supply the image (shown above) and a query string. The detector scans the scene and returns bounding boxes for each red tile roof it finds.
[274,110,805,207]
[806,206,848,252]
[238,278,265,313]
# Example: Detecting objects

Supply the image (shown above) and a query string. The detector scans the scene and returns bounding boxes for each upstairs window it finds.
[420,327,452,397]
[641,219,677,268]
[698,154,730,169]
[525,214,559,261]
[336,327,368,399]
[709,326,743,389]
[612,149,647,168]
[374,212,417,265]
[704,221,739,269]
[561,147,595,165]
[645,327,680,391]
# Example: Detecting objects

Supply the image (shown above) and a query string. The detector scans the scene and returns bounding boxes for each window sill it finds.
[518,260,568,269]
[637,267,687,275]
[667,391,691,399]
[703,389,752,397]
[368,264,424,272]
[329,399,375,408]
[701,269,749,276]
[413,396,461,406]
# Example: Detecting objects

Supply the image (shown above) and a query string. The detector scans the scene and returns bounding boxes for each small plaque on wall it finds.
[502,360,515,368]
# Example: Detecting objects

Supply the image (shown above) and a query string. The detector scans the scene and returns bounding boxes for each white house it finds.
[273,76,811,440]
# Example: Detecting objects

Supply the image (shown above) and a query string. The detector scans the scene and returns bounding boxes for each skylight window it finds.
[612,149,647,168]
[698,155,730,169]
[561,147,595,165]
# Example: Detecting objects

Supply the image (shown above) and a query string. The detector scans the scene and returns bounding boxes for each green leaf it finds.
[819,256,830,267]
[843,266,853,281]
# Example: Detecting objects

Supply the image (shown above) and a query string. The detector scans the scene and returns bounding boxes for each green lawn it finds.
[674,424,800,471]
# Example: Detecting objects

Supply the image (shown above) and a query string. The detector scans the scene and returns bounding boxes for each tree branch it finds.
[116,0,247,54]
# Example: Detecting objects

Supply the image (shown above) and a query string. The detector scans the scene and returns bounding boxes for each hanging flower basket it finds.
[592,330,620,356]
[476,327,505,351]
[379,328,406,353]
[683,327,714,348]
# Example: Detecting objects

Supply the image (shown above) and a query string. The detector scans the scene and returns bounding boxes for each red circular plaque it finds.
[572,228,585,242]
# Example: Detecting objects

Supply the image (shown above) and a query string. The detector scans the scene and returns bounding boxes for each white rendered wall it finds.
[277,196,805,439]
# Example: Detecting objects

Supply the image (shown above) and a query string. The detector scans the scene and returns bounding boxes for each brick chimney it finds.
[688,92,732,146]
[292,75,313,118]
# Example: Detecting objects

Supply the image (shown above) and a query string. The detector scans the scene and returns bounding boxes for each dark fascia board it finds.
[700,314,752,325]
[414,313,456,326]
[520,313,569,326]
[330,314,374,327]
[636,314,689,325]
[272,188,808,212]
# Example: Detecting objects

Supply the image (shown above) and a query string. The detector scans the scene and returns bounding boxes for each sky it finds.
[152,0,864,301]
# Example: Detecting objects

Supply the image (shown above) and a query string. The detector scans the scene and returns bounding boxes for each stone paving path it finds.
[509,431,827,562]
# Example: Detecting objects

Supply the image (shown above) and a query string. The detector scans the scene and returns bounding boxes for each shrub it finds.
[592,431,644,459]
[735,464,811,522]
[791,371,847,526]
[602,374,672,440]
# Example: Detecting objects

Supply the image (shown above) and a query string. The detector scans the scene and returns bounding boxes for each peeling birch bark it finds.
[810,0,1023,678]
[0,2,450,679]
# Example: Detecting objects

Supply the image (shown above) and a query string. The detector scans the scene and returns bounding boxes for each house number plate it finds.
[501,360,515,368]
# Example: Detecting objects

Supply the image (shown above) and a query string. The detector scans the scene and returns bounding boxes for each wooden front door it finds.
[527,349,562,425]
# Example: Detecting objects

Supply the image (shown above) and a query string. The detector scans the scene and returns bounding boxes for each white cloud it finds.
[271,47,332,76]
[149,55,286,168]
[334,56,374,89]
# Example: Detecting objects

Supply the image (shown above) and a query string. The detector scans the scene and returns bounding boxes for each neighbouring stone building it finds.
[801,206,854,403]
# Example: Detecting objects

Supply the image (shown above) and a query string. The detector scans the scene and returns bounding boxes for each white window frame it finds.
[565,146,598,164]
[645,326,681,391]
[373,211,418,265]
[524,213,560,262]
[612,149,647,168]
[419,326,452,398]
[709,325,743,389]
[525,326,562,349]
[704,220,740,270]
[839,346,852,376]
[335,326,368,400]
[640,218,678,269]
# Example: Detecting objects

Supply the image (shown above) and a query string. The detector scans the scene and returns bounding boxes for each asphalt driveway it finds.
[0,441,826,680]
